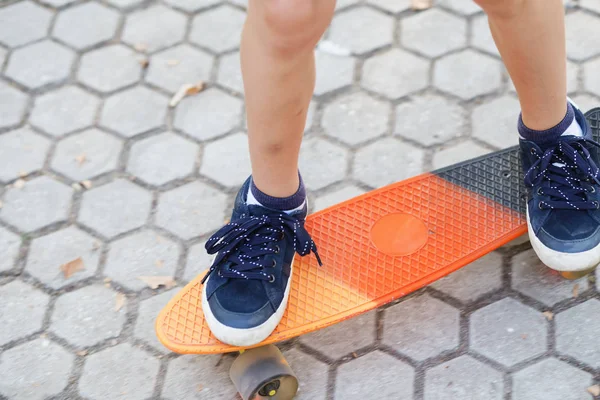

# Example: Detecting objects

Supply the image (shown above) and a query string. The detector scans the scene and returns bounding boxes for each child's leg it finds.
[242,0,335,197]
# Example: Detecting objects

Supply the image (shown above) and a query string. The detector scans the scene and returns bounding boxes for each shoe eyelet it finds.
[537,187,543,196]
[591,186,596,194]
[538,201,544,210]
[274,245,280,254]
[530,148,537,155]
[271,259,277,268]
[268,274,275,283]
[278,232,284,240]
[594,201,599,209]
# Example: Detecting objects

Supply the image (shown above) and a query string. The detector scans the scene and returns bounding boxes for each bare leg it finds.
[242,0,335,197]
[475,0,567,130]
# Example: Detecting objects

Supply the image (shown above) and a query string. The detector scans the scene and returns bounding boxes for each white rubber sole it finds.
[527,208,600,272]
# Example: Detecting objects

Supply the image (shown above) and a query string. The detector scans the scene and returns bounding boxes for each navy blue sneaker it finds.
[521,104,600,273]
[201,178,321,346]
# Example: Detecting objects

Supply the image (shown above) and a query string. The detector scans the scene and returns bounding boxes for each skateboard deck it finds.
[156,108,600,355]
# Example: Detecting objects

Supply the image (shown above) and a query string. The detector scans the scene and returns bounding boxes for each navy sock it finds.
[248,174,306,211]
[518,102,577,144]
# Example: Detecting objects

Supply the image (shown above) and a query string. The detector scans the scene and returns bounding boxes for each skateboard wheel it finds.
[230,345,298,400]
[559,267,596,280]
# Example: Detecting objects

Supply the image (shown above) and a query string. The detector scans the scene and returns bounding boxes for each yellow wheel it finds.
[559,267,596,280]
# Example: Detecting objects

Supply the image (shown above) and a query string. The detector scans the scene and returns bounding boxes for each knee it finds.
[473,0,526,19]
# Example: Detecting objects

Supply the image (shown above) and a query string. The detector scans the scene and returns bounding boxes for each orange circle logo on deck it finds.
[370,213,429,256]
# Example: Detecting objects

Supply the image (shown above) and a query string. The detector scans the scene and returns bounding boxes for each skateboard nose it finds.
[369,213,429,256]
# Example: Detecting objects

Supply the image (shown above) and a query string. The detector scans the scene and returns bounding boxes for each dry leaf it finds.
[60,257,85,279]
[18,170,27,178]
[155,259,164,268]
[411,0,432,10]
[169,82,206,107]
[588,385,600,396]
[75,154,87,165]
[542,311,554,321]
[77,350,88,356]
[573,283,579,298]
[134,43,147,52]
[521,334,528,340]
[80,180,92,189]
[13,179,25,189]
[115,293,126,312]
[104,277,112,283]
[197,384,204,392]
[139,58,149,69]
[138,276,176,289]
[166,59,180,66]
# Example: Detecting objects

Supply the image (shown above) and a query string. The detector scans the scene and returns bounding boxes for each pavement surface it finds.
[1,0,600,399]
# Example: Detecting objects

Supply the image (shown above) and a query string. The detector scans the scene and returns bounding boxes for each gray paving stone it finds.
[30,86,100,137]
[52,3,119,50]
[584,57,600,95]
[100,86,168,138]
[216,51,243,94]
[395,94,466,146]
[79,343,159,400]
[298,137,349,191]
[382,293,459,361]
[39,0,77,7]
[0,1,52,48]
[471,14,499,57]
[354,137,424,188]
[78,179,152,238]
[50,285,126,348]
[173,88,242,141]
[127,132,198,186]
[336,0,359,9]
[0,81,27,130]
[200,132,251,187]
[334,351,414,399]
[512,358,592,400]
[134,289,178,352]
[165,0,220,12]
[472,95,520,149]
[432,141,490,169]
[314,51,356,96]
[362,48,430,99]
[510,60,578,94]
[184,240,210,282]
[424,355,504,400]
[565,11,600,61]
[328,7,394,55]
[229,0,248,8]
[314,185,366,211]
[106,0,144,10]
[470,298,547,367]
[322,92,389,146]
[556,299,600,368]
[434,50,502,100]
[0,176,73,232]
[190,5,246,53]
[401,9,467,58]
[0,46,6,68]
[0,280,49,346]
[283,349,329,400]
[0,128,50,182]
[122,5,187,53]
[146,44,214,93]
[105,230,180,291]
[78,44,141,93]
[300,311,376,359]
[26,226,100,289]
[581,0,600,13]
[437,0,481,15]
[162,354,237,399]
[0,227,20,273]
[51,129,123,181]
[156,181,228,240]
[432,252,502,303]
[570,94,600,114]
[0,338,73,400]
[366,0,411,13]
[512,249,588,307]
[5,40,75,90]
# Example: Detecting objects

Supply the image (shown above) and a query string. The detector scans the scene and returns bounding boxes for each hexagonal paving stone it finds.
[0,1,52,48]
[382,293,459,361]
[569,94,600,114]
[336,0,359,9]
[105,230,181,291]
[146,44,214,93]
[565,11,600,61]
[51,129,123,181]
[52,3,119,50]
[5,40,75,90]
[283,349,329,400]
[0,81,27,130]
[0,128,50,182]
[50,285,126,348]
[30,86,99,137]
[437,0,481,15]
[78,45,141,93]
[298,137,349,191]
[395,94,466,146]
[184,240,210,282]
[0,177,73,232]
[0,227,20,273]
[470,298,547,367]
[201,132,251,187]
[216,51,243,94]
[0,46,6,67]
[26,227,100,289]
[354,137,424,188]
[556,299,600,368]
[122,5,187,53]
[472,95,520,149]
[434,50,502,100]
[165,0,220,11]
[0,338,73,400]
[335,351,414,399]
[162,354,237,399]
[0,280,49,346]
[314,184,366,212]
[362,49,430,100]
[328,7,393,55]
[134,288,178,352]
[322,92,390,146]
[510,60,578,94]
[127,132,198,186]
[432,252,502,303]
[106,0,144,9]
[424,355,504,400]
[173,88,242,141]
[301,311,376,359]
[100,86,168,138]
[366,0,411,13]
[39,0,77,7]
[190,5,246,53]
[314,51,355,96]
[432,141,490,169]
[581,0,600,13]
[79,343,159,400]
[156,182,228,240]
[401,9,467,58]
[584,57,600,95]
[471,14,499,57]
[512,249,588,307]
[512,358,592,400]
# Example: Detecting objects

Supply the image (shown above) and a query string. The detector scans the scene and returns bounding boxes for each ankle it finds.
[248,174,306,212]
